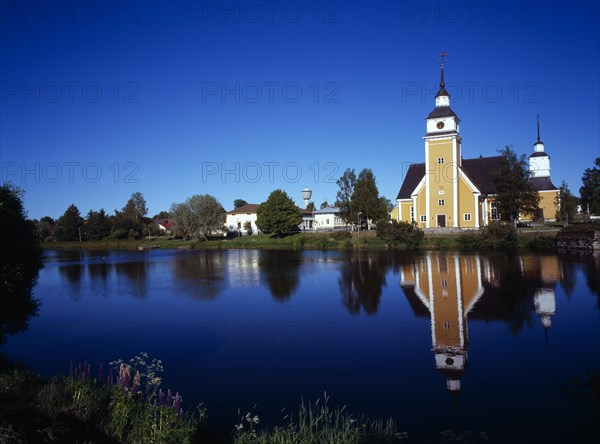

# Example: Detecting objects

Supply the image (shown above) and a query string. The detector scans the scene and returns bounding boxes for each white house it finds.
[225,204,314,235]
[225,204,260,235]
[314,207,348,230]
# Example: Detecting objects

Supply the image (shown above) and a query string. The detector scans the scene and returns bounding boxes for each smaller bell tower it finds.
[529,115,551,178]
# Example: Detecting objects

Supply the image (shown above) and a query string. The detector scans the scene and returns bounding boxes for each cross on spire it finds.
[435,52,450,99]
[537,114,541,142]
[440,52,447,87]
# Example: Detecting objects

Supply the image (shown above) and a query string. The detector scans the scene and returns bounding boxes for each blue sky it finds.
[1,0,599,219]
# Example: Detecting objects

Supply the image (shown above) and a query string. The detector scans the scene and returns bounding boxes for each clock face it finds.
[437,121,445,129]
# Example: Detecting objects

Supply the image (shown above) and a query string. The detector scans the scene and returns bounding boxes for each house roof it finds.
[530,176,558,191]
[227,203,313,216]
[155,218,175,227]
[227,204,260,214]
[314,207,340,214]
[297,207,313,216]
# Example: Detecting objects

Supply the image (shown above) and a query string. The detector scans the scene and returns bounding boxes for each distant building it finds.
[155,218,175,235]
[225,204,260,235]
[314,207,348,230]
[225,203,314,234]
[396,56,559,229]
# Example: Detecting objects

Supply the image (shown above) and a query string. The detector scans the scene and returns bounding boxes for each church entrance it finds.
[437,215,446,227]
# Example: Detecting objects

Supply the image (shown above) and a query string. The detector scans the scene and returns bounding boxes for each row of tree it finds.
[31,152,600,242]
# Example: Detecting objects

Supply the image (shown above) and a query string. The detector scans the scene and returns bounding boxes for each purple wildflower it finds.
[173,392,181,413]
[133,370,141,394]
[98,362,103,383]
[179,408,184,420]
[107,372,114,388]
[119,364,131,391]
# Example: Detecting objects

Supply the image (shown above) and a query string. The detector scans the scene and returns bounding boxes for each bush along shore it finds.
[42,221,560,254]
[0,353,407,444]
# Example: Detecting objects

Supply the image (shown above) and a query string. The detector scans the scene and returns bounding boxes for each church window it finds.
[464,213,472,221]
[437,157,444,164]
[420,215,427,222]
[438,199,445,206]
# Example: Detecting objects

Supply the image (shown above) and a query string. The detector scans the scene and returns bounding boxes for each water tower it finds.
[301,188,312,209]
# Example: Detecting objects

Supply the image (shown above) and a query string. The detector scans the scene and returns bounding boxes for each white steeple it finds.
[529,115,550,178]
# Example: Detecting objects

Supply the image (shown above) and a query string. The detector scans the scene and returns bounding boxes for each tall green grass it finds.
[234,393,402,444]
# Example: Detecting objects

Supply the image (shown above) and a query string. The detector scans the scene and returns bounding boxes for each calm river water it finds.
[3,249,599,442]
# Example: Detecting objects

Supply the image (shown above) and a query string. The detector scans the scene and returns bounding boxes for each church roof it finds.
[530,176,558,191]
[529,151,549,158]
[461,156,504,194]
[397,163,425,199]
[396,155,505,200]
[427,106,458,119]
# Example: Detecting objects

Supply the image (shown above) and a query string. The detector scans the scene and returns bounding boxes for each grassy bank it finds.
[43,229,559,254]
[0,356,402,444]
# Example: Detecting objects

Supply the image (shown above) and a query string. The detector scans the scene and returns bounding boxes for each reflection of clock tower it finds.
[424,53,462,228]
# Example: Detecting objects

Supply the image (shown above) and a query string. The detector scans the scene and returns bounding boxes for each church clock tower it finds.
[424,53,462,228]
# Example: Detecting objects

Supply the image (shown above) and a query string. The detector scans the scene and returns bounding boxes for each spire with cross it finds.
[435,52,450,102]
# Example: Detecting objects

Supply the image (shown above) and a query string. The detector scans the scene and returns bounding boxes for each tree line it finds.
[21,152,600,243]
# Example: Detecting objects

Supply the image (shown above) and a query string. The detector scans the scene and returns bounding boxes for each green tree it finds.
[0,183,41,262]
[335,168,356,223]
[152,211,170,220]
[190,194,225,239]
[256,190,302,236]
[54,204,84,241]
[111,192,149,239]
[130,191,148,220]
[306,201,315,212]
[36,216,54,242]
[376,220,424,248]
[493,145,540,224]
[171,194,225,240]
[579,157,600,215]
[320,200,329,209]
[350,169,388,228]
[0,183,41,345]
[85,209,112,240]
[233,199,248,209]
[555,181,578,225]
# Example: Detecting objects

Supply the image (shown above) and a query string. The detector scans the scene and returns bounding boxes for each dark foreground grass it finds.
[0,356,405,444]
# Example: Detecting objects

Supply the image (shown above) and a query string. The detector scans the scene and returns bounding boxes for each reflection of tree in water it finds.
[338,251,391,315]
[583,255,600,309]
[259,250,301,302]
[469,255,539,335]
[115,260,149,299]
[559,255,578,298]
[171,251,225,301]
[87,262,112,282]
[0,263,40,345]
[59,263,85,283]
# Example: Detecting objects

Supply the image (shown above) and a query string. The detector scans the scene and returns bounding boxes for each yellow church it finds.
[394,57,559,229]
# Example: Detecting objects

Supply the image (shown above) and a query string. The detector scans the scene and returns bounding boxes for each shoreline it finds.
[41,230,559,254]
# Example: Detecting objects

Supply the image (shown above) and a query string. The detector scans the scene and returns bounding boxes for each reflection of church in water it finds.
[400,253,561,395]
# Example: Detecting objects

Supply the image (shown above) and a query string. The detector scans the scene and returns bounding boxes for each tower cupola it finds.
[529,115,551,178]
